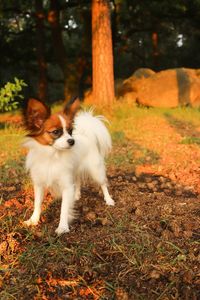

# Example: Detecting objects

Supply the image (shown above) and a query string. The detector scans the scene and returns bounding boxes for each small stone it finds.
[135,208,142,216]
[100,218,112,226]
[159,176,166,183]
[147,182,155,190]
[115,288,129,300]
[118,176,123,181]
[138,182,147,190]
[85,212,97,221]
[132,176,137,182]
[149,270,161,279]
[170,221,181,237]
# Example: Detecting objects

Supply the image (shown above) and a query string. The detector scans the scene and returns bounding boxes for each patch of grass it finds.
[180,136,200,145]
[111,131,126,144]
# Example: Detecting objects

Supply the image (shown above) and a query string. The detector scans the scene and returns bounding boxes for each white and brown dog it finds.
[23,97,114,235]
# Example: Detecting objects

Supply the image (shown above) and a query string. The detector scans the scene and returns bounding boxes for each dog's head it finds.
[24,97,80,150]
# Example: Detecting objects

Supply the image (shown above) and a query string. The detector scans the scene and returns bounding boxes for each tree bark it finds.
[152,31,159,70]
[92,0,115,106]
[48,0,73,101]
[35,0,47,102]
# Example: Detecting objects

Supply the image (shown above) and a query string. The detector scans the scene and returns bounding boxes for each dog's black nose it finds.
[67,138,75,146]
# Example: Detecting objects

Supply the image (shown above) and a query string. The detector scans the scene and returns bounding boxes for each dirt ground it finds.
[0,107,200,299]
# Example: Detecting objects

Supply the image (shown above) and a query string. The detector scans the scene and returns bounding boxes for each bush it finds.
[0,78,27,112]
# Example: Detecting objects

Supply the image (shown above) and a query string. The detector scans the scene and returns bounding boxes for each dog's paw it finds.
[55,226,70,236]
[24,218,39,226]
[105,197,115,206]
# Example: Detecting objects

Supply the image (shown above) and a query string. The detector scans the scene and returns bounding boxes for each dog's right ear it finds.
[24,98,51,135]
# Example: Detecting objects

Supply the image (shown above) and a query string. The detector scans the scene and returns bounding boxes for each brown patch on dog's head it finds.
[24,98,51,136]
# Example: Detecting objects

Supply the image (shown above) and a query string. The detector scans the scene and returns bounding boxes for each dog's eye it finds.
[52,129,60,135]
[48,128,63,138]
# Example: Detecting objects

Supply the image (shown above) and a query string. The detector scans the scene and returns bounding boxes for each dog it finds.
[23,97,114,235]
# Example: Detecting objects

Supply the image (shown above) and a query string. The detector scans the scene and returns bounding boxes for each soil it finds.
[1,165,200,299]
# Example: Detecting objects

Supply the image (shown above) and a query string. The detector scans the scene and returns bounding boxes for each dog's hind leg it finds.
[88,158,115,206]
[100,183,115,206]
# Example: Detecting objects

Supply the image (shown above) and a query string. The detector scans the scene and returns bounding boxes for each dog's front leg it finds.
[24,184,44,226]
[55,185,75,235]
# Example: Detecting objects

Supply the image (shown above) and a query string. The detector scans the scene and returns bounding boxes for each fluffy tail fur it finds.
[74,110,112,157]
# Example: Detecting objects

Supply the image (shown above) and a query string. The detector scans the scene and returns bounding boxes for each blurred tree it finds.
[35,0,48,102]
[0,0,200,105]
[48,0,71,100]
[92,0,114,106]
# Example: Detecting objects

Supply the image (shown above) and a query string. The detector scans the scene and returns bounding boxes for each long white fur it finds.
[24,111,114,235]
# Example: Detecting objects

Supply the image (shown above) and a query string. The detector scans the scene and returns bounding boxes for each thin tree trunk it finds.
[48,0,71,101]
[92,0,115,106]
[78,8,92,99]
[35,0,47,102]
[152,31,159,69]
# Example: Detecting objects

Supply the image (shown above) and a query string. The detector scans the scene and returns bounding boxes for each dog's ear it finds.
[24,98,51,134]
[63,96,81,121]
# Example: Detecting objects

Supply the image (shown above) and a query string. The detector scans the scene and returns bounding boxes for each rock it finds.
[170,221,181,237]
[133,68,155,79]
[136,68,200,108]
[115,288,129,300]
[85,212,97,221]
[149,269,161,279]
[135,208,143,216]
[159,176,167,183]
[100,218,112,226]
[116,68,155,99]
[132,176,137,182]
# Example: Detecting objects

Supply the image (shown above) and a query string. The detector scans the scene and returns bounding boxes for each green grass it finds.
[180,136,200,145]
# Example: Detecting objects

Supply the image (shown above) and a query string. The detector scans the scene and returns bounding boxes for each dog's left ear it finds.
[64,96,81,121]
[24,98,51,135]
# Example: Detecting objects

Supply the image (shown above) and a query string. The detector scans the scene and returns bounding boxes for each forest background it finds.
[1,0,200,107]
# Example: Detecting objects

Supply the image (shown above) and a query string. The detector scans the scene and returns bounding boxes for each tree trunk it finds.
[152,31,159,70]
[92,0,115,106]
[35,0,47,102]
[48,0,72,101]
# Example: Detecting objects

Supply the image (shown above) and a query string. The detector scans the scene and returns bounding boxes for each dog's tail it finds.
[74,110,112,157]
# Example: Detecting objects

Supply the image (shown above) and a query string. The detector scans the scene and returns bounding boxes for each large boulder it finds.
[116,68,155,99]
[136,68,200,108]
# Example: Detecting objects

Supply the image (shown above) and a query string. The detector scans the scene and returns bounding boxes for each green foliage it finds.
[180,136,200,145]
[0,78,27,112]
